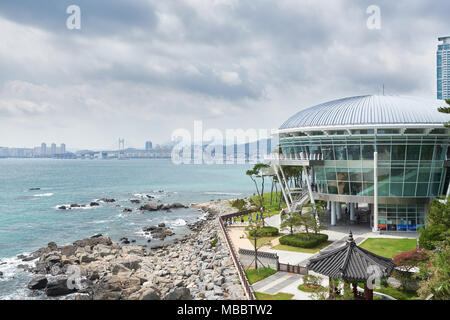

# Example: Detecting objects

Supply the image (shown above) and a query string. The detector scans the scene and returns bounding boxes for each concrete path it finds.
[252,271,329,300]
[263,248,313,266]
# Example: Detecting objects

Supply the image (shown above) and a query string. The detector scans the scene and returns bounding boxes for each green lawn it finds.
[238,192,284,222]
[254,292,294,300]
[246,233,279,247]
[245,267,277,285]
[272,241,333,254]
[359,238,417,258]
[374,286,419,300]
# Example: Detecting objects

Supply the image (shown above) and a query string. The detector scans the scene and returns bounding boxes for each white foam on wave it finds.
[33,193,54,197]
[168,218,187,227]
[54,204,93,210]
[135,230,153,239]
[0,254,36,281]
[204,192,242,196]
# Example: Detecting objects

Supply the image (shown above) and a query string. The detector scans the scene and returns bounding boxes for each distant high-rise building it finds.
[437,36,450,100]
[60,143,66,154]
[51,143,57,155]
[41,143,47,155]
[145,141,153,151]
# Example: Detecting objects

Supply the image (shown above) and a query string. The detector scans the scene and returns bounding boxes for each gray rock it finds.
[45,278,76,296]
[28,275,48,290]
[164,287,192,300]
[140,288,161,300]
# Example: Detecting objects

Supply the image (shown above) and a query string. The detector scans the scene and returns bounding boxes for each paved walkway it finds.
[227,227,253,250]
[252,271,329,300]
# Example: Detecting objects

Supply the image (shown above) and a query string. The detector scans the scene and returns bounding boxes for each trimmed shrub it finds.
[249,226,279,237]
[279,233,328,248]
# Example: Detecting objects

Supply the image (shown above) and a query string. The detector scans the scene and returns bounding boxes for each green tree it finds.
[281,211,302,234]
[417,241,450,300]
[437,98,450,127]
[303,202,327,235]
[246,163,270,223]
[419,199,450,250]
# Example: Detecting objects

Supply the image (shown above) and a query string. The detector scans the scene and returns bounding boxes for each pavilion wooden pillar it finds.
[352,282,358,298]
[364,283,373,300]
[329,277,334,300]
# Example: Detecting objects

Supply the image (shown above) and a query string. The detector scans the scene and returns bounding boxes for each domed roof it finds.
[280,95,450,130]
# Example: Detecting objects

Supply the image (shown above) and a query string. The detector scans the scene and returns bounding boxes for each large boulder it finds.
[171,202,186,209]
[45,277,77,296]
[28,276,48,290]
[164,287,192,300]
[139,202,159,211]
[139,288,161,300]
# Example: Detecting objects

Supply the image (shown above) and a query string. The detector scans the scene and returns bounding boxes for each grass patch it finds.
[272,241,333,253]
[374,286,419,300]
[254,292,294,300]
[245,267,277,285]
[239,192,284,222]
[297,283,326,293]
[359,238,417,258]
[245,232,279,247]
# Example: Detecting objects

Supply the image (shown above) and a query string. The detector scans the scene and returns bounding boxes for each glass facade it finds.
[280,133,449,198]
[378,204,425,232]
[280,131,449,231]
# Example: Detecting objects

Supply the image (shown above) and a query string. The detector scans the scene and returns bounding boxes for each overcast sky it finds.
[0,0,449,150]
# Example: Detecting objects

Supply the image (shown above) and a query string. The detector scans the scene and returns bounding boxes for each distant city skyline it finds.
[1,1,450,149]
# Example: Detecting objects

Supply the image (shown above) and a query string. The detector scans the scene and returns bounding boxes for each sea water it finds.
[0,158,253,299]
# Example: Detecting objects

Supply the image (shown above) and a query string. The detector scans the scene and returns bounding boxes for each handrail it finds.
[218,213,256,300]
[264,152,324,161]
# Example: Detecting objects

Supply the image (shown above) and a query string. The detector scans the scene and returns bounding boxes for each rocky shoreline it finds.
[14,200,246,300]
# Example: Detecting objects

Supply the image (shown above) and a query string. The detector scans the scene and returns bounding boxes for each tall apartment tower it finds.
[437,36,450,100]
[41,143,47,155]
[51,143,57,155]
[145,141,152,151]
[60,143,66,154]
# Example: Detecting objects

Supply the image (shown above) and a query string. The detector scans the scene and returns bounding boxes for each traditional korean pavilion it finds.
[307,231,396,300]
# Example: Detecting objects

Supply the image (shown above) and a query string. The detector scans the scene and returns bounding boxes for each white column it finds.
[350,203,355,221]
[373,151,379,232]
[327,201,331,211]
[279,165,294,204]
[331,201,336,226]
[303,167,315,204]
[273,164,291,212]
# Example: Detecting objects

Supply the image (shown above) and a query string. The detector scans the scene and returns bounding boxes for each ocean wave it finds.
[33,193,54,197]
[204,192,242,196]
[168,218,187,227]
[0,254,36,281]
[54,204,93,210]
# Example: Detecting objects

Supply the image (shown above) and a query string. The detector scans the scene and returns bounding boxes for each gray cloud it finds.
[0,0,449,149]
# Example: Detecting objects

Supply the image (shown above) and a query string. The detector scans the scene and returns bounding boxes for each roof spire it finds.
[347,230,354,243]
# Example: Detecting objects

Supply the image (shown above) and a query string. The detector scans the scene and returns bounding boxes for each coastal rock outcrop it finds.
[18,200,246,300]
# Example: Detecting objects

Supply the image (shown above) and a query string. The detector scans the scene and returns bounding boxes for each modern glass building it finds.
[273,95,450,232]
[437,36,450,100]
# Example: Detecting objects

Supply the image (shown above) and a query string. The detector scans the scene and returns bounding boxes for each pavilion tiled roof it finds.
[306,232,396,282]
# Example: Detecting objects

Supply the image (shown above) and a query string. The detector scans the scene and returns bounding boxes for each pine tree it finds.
[438,99,450,127]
